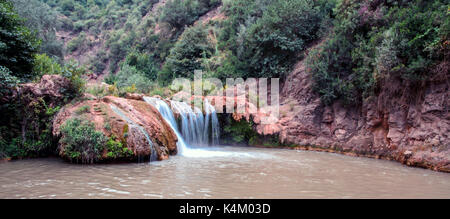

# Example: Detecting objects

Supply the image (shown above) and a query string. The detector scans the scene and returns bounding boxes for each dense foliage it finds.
[220,116,258,146]
[159,0,220,33]
[0,57,86,159]
[0,0,39,80]
[216,0,333,79]
[0,0,88,159]
[307,0,449,105]
[159,24,215,82]
[11,0,64,60]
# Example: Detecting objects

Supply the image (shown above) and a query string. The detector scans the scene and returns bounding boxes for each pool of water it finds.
[0,146,449,198]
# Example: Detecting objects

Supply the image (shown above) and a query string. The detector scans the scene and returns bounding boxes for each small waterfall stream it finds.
[110,105,158,162]
[144,97,230,158]
[143,97,189,155]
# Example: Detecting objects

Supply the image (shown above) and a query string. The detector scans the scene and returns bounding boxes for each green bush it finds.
[75,105,90,115]
[159,24,214,81]
[67,32,87,53]
[59,60,87,98]
[59,118,107,164]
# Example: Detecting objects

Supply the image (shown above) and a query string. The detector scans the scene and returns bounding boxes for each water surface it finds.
[0,146,449,198]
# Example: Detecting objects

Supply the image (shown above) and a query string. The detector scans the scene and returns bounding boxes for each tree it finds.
[160,25,214,80]
[11,0,64,60]
[0,0,39,80]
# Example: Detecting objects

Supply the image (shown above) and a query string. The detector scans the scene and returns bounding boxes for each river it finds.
[1,146,449,199]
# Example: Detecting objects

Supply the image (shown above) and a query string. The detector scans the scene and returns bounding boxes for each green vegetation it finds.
[32,54,63,79]
[221,116,258,145]
[105,135,133,159]
[0,66,19,98]
[307,0,449,105]
[0,0,39,80]
[216,0,332,79]
[75,105,90,115]
[220,115,294,147]
[105,63,155,95]
[59,118,107,163]
[10,0,64,60]
[0,1,88,160]
[31,0,335,91]
[159,24,215,82]
[159,0,220,33]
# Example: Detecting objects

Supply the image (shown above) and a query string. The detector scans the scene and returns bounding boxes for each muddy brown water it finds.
[0,146,449,198]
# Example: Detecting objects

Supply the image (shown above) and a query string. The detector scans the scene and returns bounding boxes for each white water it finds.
[144,97,242,158]
[109,105,158,161]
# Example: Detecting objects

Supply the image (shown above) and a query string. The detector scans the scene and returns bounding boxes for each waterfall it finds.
[146,97,219,147]
[144,97,222,154]
[142,97,189,155]
[144,97,247,158]
[110,105,158,162]
[204,99,220,145]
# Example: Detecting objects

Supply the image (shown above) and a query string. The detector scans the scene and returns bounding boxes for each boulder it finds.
[53,96,178,162]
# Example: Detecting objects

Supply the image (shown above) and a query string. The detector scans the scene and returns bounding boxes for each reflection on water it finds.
[0,146,449,199]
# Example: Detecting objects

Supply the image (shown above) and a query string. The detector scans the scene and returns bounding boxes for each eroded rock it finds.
[53,96,178,162]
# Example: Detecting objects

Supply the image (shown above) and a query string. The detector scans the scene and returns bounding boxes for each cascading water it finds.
[158,99,219,147]
[143,97,189,155]
[204,99,220,146]
[144,97,232,158]
[110,105,158,162]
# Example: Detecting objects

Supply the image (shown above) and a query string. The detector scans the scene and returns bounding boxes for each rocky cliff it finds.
[258,52,449,172]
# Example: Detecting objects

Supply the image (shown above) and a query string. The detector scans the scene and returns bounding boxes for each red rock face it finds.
[53,96,178,162]
[262,53,450,172]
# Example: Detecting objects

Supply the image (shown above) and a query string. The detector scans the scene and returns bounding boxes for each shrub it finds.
[105,135,133,159]
[159,25,214,81]
[59,118,107,164]
[67,32,86,53]
[32,54,63,80]
[107,64,154,95]
[124,51,159,80]
[61,60,87,97]
[221,117,258,145]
